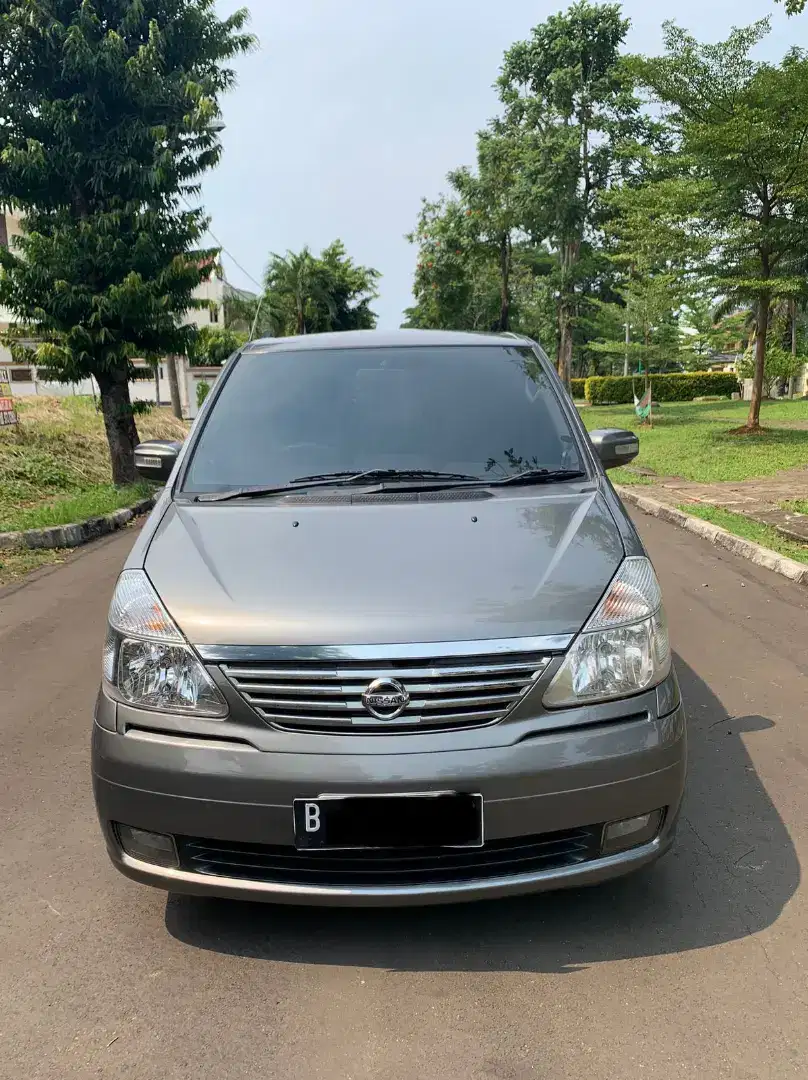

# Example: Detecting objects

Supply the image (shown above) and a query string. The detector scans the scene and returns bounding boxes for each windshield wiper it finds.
[290,469,483,484]
[194,469,483,504]
[486,469,587,487]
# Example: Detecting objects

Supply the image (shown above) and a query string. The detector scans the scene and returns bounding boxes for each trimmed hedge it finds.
[570,378,587,400]
[585,372,739,405]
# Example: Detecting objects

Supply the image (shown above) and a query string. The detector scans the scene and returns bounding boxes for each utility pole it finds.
[623,322,630,377]
[166,356,183,419]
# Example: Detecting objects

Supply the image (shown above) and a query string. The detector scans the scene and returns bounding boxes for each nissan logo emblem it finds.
[361,678,411,720]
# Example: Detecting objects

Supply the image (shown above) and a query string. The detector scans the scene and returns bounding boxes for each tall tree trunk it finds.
[96,367,140,486]
[557,302,574,390]
[790,298,798,399]
[496,234,511,332]
[166,355,182,419]
[154,364,161,406]
[745,290,770,431]
[556,240,580,391]
[623,321,630,378]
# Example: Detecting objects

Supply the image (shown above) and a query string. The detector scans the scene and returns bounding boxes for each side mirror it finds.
[589,428,640,470]
[134,440,183,483]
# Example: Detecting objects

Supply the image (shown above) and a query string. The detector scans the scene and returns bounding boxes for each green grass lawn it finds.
[578,398,808,483]
[0,481,153,533]
[679,503,808,565]
[0,396,185,535]
[782,499,808,514]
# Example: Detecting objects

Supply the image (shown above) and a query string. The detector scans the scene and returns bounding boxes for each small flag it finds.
[634,384,652,421]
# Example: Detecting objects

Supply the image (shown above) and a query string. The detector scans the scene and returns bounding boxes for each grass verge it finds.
[0,481,153,533]
[0,395,185,530]
[679,503,808,565]
[580,398,808,483]
[781,499,808,515]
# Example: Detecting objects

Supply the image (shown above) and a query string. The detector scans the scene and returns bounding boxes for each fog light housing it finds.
[116,825,178,868]
[601,809,664,855]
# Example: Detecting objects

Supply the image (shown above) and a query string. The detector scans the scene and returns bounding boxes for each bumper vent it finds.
[177,827,602,888]
[220,650,550,733]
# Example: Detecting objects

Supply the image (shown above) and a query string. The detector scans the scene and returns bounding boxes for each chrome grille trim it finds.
[196,635,574,664]
[220,650,552,733]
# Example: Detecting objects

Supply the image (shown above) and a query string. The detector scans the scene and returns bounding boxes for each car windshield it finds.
[182,343,585,494]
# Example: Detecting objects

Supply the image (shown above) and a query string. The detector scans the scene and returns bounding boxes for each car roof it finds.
[242,329,533,353]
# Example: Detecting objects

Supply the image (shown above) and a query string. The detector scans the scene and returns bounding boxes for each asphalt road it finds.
[2,512,807,1080]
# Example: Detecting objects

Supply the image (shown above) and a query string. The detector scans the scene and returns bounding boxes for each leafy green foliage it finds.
[403,192,557,345]
[777,0,806,13]
[188,326,247,366]
[197,380,212,408]
[570,378,587,399]
[631,20,808,430]
[260,241,379,337]
[0,1,255,482]
[585,372,739,405]
[736,344,803,397]
[497,2,648,385]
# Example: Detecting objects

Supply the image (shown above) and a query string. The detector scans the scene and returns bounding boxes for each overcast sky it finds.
[206,1,798,329]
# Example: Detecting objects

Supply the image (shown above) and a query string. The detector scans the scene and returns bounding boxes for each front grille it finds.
[177,826,603,888]
[220,651,550,733]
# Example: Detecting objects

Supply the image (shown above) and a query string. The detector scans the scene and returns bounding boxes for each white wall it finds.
[182,274,225,330]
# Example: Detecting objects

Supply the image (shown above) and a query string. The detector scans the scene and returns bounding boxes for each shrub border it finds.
[585,372,740,405]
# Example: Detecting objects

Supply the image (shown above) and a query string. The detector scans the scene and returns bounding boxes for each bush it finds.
[570,378,587,399]
[585,372,739,405]
[196,380,212,409]
[736,345,803,398]
[188,326,248,367]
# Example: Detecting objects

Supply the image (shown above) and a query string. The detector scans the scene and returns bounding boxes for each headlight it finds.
[103,570,228,717]
[543,557,671,708]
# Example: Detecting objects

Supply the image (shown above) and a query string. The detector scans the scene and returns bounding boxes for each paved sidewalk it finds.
[627,465,808,542]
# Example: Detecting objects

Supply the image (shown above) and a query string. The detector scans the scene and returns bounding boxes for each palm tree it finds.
[265,248,335,335]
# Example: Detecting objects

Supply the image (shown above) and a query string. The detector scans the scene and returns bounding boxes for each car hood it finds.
[144,490,624,646]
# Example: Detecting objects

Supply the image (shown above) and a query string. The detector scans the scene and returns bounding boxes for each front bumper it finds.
[92,696,686,907]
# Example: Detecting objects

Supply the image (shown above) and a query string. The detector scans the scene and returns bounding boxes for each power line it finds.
[182,195,263,291]
[206,224,264,291]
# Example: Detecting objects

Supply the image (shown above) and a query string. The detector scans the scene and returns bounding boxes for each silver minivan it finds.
[92,330,686,906]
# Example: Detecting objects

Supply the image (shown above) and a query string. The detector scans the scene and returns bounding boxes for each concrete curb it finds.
[615,485,808,587]
[0,494,158,552]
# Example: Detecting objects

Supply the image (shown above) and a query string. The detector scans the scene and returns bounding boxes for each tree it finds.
[777,0,806,13]
[265,248,328,336]
[263,242,379,336]
[592,272,682,373]
[449,130,526,331]
[737,342,803,398]
[187,326,247,366]
[497,1,645,388]
[0,2,254,483]
[307,241,380,332]
[403,193,557,344]
[633,21,808,431]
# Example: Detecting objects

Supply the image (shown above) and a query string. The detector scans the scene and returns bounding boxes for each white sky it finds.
[206,1,801,328]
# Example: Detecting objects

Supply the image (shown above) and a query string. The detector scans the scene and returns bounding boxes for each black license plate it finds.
[293,793,484,851]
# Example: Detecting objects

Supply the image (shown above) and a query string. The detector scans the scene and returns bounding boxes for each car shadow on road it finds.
[165,656,800,973]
